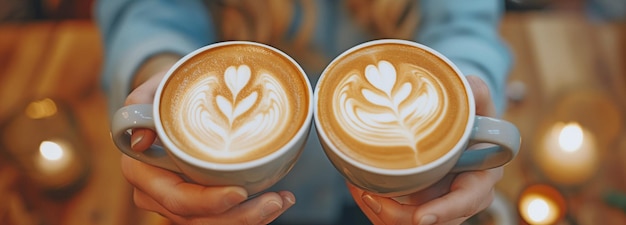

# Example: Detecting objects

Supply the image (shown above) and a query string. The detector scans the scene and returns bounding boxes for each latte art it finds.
[160,43,310,164]
[334,60,447,165]
[316,42,469,169]
[181,65,290,159]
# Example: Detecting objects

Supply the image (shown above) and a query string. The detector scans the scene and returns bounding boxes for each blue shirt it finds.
[96,0,512,223]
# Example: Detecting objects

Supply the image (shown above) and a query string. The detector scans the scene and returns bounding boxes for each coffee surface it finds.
[160,44,309,163]
[317,43,469,169]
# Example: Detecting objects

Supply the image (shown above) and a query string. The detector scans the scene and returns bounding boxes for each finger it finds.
[134,186,295,225]
[413,168,502,225]
[125,72,166,151]
[133,187,188,223]
[347,183,386,225]
[349,182,421,225]
[120,155,248,217]
[465,76,496,117]
[130,128,157,151]
[124,71,166,106]
[238,191,296,225]
[362,192,415,225]
[419,183,494,224]
[440,217,470,225]
[348,175,455,225]
[350,169,502,225]
[195,191,295,225]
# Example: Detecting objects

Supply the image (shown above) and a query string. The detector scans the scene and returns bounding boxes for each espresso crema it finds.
[160,44,309,163]
[317,43,469,169]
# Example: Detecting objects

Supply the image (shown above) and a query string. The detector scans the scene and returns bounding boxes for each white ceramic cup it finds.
[314,39,521,197]
[110,41,313,196]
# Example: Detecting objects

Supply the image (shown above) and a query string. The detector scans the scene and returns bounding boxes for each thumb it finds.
[465,76,496,117]
[413,169,501,224]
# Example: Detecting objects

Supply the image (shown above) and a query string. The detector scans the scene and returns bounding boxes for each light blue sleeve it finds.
[95,0,216,116]
[417,0,512,116]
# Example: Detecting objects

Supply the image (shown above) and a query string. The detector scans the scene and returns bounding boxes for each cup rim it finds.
[313,39,476,176]
[153,41,313,171]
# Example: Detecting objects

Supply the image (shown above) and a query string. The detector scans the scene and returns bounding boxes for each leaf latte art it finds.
[317,42,469,169]
[334,60,447,165]
[179,65,290,160]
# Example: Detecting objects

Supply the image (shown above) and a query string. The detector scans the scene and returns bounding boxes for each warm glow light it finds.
[527,198,550,222]
[536,122,598,185]
[558,122,583,152]
[40,141,64,161]
[25,98,58,119]
[520,194,559,225]
[518,185,565,225]
[36,139,75,174]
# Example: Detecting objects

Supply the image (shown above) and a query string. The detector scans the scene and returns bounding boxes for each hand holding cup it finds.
[111,41,312,224]
[314,39,521,197]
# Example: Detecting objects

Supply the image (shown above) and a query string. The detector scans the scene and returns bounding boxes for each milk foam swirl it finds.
[179,65,290,159]
[333,60,447,165]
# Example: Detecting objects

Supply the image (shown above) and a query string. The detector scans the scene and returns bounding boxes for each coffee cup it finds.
[314,39,520,197]
[111,41,313,195]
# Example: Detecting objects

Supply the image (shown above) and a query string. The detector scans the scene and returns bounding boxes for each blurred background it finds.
[0,0,624,224]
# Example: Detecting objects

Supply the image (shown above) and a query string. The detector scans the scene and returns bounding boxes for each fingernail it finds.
[223,188,247,208]
[131,130,144,149]
[282,194,296,206]
[261,201,282,218]
[417,214,437,225]
[362,194,381,214]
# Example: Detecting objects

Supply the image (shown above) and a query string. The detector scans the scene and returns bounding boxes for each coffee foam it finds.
[160,44,309,163]
[317,43,469,169]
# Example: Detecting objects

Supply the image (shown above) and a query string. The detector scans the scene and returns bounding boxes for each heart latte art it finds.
[181,65,289,158]
[317,43,469,169]
[160,44,309,163]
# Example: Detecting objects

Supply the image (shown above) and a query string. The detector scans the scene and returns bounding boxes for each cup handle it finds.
[111,104,181,172]
[450,116,521,173]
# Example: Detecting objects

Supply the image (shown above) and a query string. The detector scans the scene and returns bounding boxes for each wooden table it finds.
[0,12,624,225]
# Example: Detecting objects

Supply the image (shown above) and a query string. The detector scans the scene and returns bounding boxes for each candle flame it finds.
[558,122,583,152]
[39,141,64,161]
[520,193,560,225]
[527,198,550,223]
